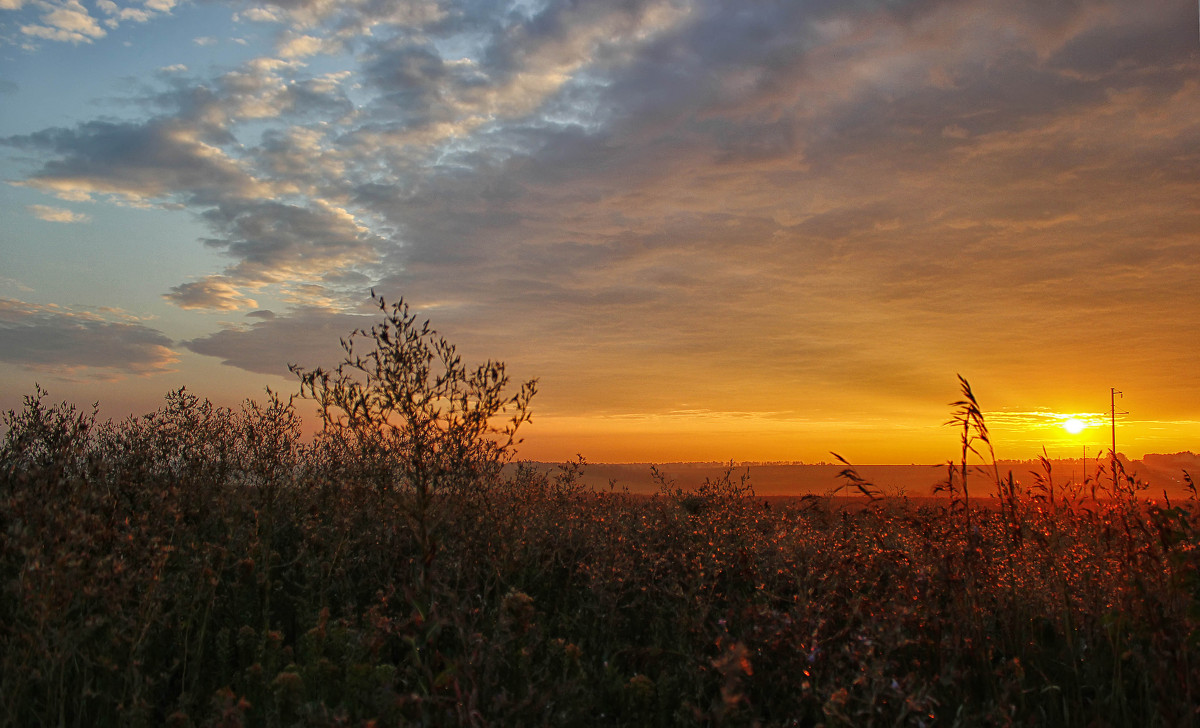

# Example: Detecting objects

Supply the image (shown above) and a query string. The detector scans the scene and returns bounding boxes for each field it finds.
[514,460,1200,500]
[3,299,1198,726]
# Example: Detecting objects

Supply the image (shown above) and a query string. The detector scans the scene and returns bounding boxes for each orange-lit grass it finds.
[2,390,1199,727]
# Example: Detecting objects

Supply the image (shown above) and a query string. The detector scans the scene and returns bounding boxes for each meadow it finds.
[2,297,1198,727]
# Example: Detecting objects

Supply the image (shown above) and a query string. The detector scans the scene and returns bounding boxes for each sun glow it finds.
[1063,417,1087,435]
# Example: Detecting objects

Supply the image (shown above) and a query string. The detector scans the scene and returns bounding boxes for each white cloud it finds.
[21,20,105,45]
[235,6,283,24]
[42,0,103,35]
[250,0,446,34]
[277,32,327,59]
[113,7,151,23]
[26,204,90,223]
[18,0,177,44]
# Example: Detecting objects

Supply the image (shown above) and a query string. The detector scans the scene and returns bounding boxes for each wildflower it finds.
[500,589,536,633]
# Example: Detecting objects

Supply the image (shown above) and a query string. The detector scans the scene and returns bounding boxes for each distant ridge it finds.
[516,453,1200,497]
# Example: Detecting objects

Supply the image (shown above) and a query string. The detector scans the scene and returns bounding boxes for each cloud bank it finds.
[0,299,178,379]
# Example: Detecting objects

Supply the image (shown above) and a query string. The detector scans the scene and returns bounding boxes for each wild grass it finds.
[2,299,1198,727]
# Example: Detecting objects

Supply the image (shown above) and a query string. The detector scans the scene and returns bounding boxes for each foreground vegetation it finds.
[3,298,1198,726]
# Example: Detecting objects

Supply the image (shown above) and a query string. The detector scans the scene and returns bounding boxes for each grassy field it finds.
[3,298,1198,726]
[5,393,1199,727]
[508,460,1200,500]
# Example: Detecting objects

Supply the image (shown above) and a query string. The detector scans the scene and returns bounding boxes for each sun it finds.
[1063,418,1087,435]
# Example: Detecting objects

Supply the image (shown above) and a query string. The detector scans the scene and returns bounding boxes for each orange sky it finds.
[2,0,1199,464]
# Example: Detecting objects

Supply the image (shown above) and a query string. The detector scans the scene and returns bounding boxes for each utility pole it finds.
[1110,388,1120,458]
[1081,444,1086,487]
[1110,388,1125,492]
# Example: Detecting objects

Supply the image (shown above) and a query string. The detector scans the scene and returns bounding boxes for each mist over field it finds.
[522,454,1200,498]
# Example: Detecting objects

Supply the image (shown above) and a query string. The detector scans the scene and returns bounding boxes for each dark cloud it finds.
[362,42,457,116]
[1045,2,1198,77]
[199,199,381,282]
[254,125,353,192]
[4,117,261,203]
[0,299,178,378]
[182,306,368,376]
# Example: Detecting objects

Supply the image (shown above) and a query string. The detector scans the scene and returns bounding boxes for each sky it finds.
[1,0,1198,465]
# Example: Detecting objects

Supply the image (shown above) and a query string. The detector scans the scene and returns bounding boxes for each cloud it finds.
[0,276,33,294]
[14,0,176,45]
[20,0,105,44]
[234,7,282,24]
[5,117,269,203]
[183,306,367,376]
[26,204,90,223]
[3,58,372,312]
[350,0,688,149]
[160,198,382,312]
[0,299,178,378]
[6,0,1200,430]
[97,0,150,25]
[209,57,354,123]
[277,32,328,58]
[164,277,260,311]
[336,0,1199,414]
[243,0,447,36]
[191,198,383,300]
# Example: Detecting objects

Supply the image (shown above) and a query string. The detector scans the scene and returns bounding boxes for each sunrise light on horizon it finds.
[1063,418,1088,435]
[2,0,1199,464]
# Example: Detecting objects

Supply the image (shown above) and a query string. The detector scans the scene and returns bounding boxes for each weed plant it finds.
[2,299,1198,726]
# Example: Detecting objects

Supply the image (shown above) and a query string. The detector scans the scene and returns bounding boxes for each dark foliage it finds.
[2,308,1198,727]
